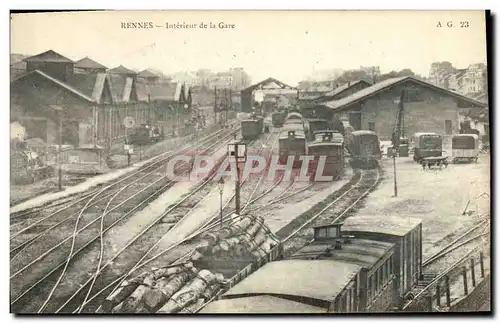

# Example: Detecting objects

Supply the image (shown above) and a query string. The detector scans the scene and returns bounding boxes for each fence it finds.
[403,248,490,312]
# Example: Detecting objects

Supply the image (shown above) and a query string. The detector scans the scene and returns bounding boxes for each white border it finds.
[3,1,498,323]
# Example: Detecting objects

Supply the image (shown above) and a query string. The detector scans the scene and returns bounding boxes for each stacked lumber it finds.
[196,214,280,261]
[99,214,280,314]
[100,262,225,314]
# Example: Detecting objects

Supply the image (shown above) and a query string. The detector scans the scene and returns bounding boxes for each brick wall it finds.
[346,83,461,140]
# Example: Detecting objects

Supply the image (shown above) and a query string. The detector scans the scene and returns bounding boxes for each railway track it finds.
[10,126,239,313]
[62,135,378,314]
[400,218,490,311]
[63,131,290,313]
[80,165,368,313]
[18,130,276,313]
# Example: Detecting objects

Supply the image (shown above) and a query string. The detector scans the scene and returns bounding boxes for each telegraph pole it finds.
[58,110,63,191]
[228,142,246,215]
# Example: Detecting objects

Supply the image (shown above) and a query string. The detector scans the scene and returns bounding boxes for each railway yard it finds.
[9,115,490,314]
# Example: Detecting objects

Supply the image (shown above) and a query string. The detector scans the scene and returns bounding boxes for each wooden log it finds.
[232,216,252,234]
[157,270,216,313]
[111,302,124,313]
[120,285,152,313]
[158,270,195,300]
[100,280,140,312]
[250,227,267,249]
[201,284,221,300]
[200,231,219,246]
[190,250,204,261]
[142,277,173,312]
[246,217,264,238]
[152,265,185,280]
[178,298,206,314]
[219,236,240,252]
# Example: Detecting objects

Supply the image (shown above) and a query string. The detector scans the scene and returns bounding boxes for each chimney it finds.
[334,239,342,250]
[347,82,351,87]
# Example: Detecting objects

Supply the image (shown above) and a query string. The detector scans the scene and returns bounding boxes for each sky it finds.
[10,11,488,86]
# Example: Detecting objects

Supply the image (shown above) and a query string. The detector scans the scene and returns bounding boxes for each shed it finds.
[240,77,295,112]
[317,76,487,138]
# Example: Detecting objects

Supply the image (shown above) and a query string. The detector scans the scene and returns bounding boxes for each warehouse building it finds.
[314,76,486,139]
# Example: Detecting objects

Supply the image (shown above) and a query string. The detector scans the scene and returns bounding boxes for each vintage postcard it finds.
[9,10,490,314]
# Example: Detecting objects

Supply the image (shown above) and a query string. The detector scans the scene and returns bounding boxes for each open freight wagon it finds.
[100,214,283,314]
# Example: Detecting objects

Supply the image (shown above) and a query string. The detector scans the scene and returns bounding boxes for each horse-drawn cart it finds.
[419,156,448,170]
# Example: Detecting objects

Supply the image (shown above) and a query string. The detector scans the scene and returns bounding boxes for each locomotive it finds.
[278,112,307,168]
[345,130,382,169]
[307,130,344,180]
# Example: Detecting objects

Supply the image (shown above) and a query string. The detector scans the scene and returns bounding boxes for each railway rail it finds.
[401,218,490,311]
[279,168,381,257]
[79,166,375,313]
[10,126,239,313]
[18,130,276,313]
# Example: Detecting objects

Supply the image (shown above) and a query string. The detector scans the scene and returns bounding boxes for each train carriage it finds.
[451,134,480,163]
[241,119,260,140]
[279,123,307,168]
[411,132,443,162]
[342,215,423,305]
[271,111,286,127]
[345,130,382,169]
[307,118,330,140]
[307,131,344,180]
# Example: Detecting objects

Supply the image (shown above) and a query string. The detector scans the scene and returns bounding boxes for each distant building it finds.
[137,69,160,83]
[463,63,487,95]
[428,61,456,88]
[108,65,137,78]
[24,49,75,82]
[74,57,108,74]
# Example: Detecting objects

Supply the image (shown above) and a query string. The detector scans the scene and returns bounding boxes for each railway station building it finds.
[314,76,487,140]
[10,50,192,153]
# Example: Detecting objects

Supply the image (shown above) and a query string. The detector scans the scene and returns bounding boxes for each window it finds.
[445,120,452,134]
[368,122,375,132]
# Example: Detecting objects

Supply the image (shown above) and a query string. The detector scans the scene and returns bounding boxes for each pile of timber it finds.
[99,215,280,314]
[100,262,226,314]
[195,215,280,262]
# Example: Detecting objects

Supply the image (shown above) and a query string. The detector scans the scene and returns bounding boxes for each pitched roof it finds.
[75,57,108,70]
[108,65,137,75]
[200,295,326,314]
[320,76,487,111]
[242,77,295,93]
[224,259,360,303]
[314,80,370,102]
[23,50,74,63]
[135,81,183,102]
[11,69,93,102]
[137,69,159,78]
[67,73,109,102]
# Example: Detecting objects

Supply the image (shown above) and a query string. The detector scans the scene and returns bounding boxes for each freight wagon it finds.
[241,119,261,140]
[307,131,344,180]
[278,123,307,168]
[199,215,423,314]
[345,130,382,169]
[307,118,330,140]
[271,111,286,127]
